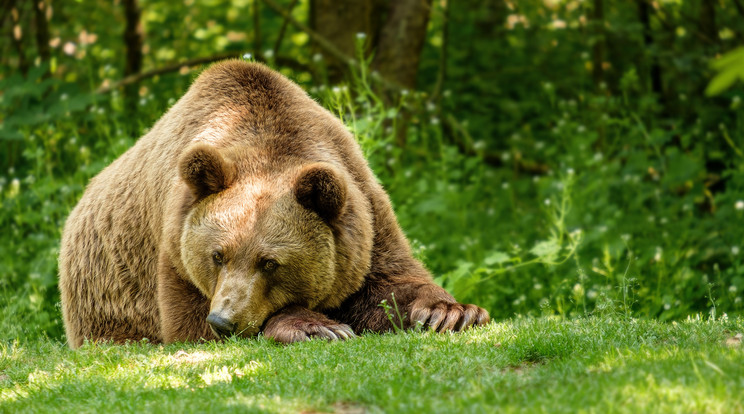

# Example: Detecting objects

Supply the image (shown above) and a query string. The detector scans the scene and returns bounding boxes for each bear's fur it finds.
[58,61,489,348]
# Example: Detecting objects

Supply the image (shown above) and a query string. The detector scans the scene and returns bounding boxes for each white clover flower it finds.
[544,198,551,206]
[242,53,252,60]
[654,247,662,262]
[735,200,744,210]
[730,285,738,293]
[8,178,20,198]
[732,246,740,256]
[356,32,367,39]
[263,49,274,59]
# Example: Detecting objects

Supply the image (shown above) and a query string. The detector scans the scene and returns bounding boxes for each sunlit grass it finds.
[1,317,742,413]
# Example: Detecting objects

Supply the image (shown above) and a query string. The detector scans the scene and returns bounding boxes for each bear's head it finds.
[177,144,370,338]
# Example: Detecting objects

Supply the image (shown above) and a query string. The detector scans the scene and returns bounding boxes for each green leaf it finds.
[710,47,744,71]
[530,239,561,260]
[484,251,510,266]
[706,47,744,96]
[706,68,743,96]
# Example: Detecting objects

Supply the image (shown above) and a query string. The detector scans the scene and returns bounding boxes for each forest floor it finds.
[1,316,742,413]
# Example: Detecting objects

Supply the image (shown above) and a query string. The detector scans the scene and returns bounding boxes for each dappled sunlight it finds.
[1,347,275,408]
[616,377,729,413]
[199,360,269,386]
[452,320,515,346]
[167,350,217,365]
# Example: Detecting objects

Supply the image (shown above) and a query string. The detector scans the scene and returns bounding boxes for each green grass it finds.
[2,317,742,413]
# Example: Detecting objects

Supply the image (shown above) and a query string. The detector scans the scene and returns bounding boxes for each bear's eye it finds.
[260,259,279,273]
[212,251,224,266]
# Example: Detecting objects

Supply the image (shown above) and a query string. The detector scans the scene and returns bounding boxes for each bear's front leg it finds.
[263,306,356,344]
[157,254,216,343]
[329,273,490,334]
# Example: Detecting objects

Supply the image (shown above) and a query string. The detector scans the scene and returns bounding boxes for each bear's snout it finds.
[206,312,236,338]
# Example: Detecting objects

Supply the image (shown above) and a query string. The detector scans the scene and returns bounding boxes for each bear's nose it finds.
[206,313,236,338]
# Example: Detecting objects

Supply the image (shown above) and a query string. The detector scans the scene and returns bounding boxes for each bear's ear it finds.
[178,144,236,199]
[293,163,348,222]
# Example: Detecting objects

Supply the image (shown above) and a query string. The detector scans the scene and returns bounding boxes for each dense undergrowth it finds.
[1,0,743,342]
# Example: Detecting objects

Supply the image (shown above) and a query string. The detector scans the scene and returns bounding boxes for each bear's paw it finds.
[410,301,490,332]
[263,307,356,344]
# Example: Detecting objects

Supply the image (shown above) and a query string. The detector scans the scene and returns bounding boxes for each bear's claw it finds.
[263,309,356,344]
[410,302,489,332]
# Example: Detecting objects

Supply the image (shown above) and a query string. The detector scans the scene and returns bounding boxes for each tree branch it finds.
[97,52,240,94]
[733,0,744,18]
[253,0,262,59]
[272,0,299,56]
[260,0,401,92]
[96,53,311,94]
[260,0,355,67]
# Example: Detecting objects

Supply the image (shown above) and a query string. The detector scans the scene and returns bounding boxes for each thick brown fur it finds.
[58,61,489,349]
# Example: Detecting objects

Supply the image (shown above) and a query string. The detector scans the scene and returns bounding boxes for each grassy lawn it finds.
[1,317,742,413]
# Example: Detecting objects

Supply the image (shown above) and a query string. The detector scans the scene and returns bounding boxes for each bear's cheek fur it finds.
[179,218,222,299]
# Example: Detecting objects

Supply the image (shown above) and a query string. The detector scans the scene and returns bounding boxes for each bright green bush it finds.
[0,0,742,340]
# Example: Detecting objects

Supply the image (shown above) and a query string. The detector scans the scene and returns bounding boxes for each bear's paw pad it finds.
[410,302,490,332]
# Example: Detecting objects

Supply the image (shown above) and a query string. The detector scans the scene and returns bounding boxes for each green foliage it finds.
[707,47,744,96]
[0,0,743,341]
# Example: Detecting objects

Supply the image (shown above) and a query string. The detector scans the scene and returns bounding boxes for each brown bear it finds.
[58,60,489,349]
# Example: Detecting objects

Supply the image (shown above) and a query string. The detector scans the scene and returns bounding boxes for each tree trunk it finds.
[698,0,717,45]
[591,0,605,90]
[33,0,51,64]
[371,0,433,90]
[8,0,28,75]
[310,0,385,81]
[637,0,662,96]
[122,0,144,112]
